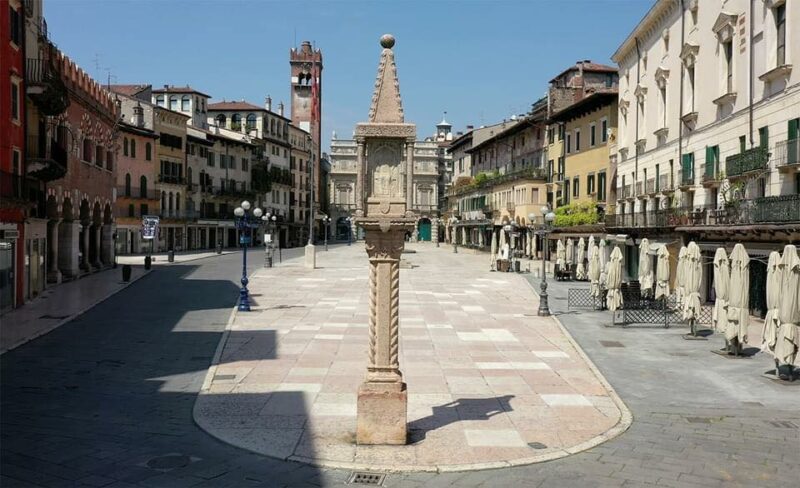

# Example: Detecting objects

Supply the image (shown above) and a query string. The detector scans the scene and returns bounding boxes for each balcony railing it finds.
[116,186,159,199]
[645,178,656,194]
[726,146,769,177]
[620,184,632,199]
[679,168,694,187]
[634,181,644,197]
[702,163,721,184]
[158,174,186,185]
[26,134,68,181]
[775,138,800,170]
[659,173,673,192]
[607,196,800,229]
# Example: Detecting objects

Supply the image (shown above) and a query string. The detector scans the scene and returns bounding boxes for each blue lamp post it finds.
[234,200,263,312]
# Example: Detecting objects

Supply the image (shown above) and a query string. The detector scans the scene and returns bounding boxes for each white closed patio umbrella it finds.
[566,238,575,266]
[638,238,653,296]
[726,243,750,351]
[682,242,703,336]
[606,246,624,311]
[712,248,731,337]
[761,251,782,357]
[556,239,565,268]
[576,237,586,280]
[655,245,671,300]
[589,243,601,298]
[675,246,688,308]
[776,245,800,369]
[499,226,507,251]
[490,230,498,270]
[531,231,538,260]
[461,227,467,246]
[588,236,596,261]
[599,239,608,284]
[526,230,532,258]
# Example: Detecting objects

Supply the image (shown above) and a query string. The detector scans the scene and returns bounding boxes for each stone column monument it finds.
[354,34,416,445]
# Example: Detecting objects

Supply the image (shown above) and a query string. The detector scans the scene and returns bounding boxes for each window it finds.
[687,65,696,112]
[660,85,667,127]
[587,174,595,195]
[83,139,93,163]
[169,96,178,110]
[229,156,236,170]
[176,193,181,215]
[558,124,565,141]
[219,154,226,169]
[573,177,580,197]
[705,145,720,176]
[128,204,135,217]
[598,171,607,202]
[155,95,165,107]
[566,133,572,153]
[208,152,215,167]
[145,142,152,160]
[601,119,608,142]
[231,114,242,130]
[140,203,148,215]
[125,174,132,196]
[776,4,786,66]
[123,138,129,156]
[181,96,190,111]
[130,139,136,159]
[590,124,596,147]
[575,130,581,151]
[215,114,226,128]
[246,113,257,131]
[106,151,113,170]
[605,73,614,88]
[723,40,733,93]
[242,158,249,172]
[10,81,20,121]
[140,176,148,198]
[9,6,21,45]
[759,126,769,149]
[739,135,747,153]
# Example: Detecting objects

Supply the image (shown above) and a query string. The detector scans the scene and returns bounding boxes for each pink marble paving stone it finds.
[194,244,629,471]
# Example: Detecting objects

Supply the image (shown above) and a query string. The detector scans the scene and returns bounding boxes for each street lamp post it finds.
[531,206,555,316]
[346,216,353,245]
[233,200,263,312]
[322,216,331,251]
[449,216,458,253]
[435,218,440,247]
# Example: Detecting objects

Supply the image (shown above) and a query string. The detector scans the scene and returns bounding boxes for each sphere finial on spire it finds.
[380,34,395,49]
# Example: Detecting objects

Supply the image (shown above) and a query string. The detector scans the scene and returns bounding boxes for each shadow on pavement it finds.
[408,395,515,443]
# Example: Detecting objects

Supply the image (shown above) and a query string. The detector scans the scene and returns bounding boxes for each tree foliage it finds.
[553,201,599,227]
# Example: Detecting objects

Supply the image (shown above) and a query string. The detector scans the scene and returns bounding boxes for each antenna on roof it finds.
[293,27,296,49]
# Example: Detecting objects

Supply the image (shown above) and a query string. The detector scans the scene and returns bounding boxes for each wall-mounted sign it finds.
[141,215,160,240]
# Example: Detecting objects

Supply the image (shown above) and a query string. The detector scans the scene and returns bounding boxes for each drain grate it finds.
[528,442,548,449]
[600,340,624,348]
[765,420,797,429]
[348,472,386,485]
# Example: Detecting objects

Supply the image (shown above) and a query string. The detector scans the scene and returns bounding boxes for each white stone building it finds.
[610,0,799,307]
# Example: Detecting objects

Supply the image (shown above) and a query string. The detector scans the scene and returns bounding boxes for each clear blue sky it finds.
[46,0,652,151]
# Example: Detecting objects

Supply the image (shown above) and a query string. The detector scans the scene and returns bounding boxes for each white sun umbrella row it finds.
[588,235,596,261]
[682,242,703,322]
[576,237,587,280]
[767,245,800,367]
[589,243,601,298]
[606,246,624,311]
[712,248,731,338]
[675,246,688,308]
[556,239,566,268]
[655,246,671,300]
[727,244,750,346]
[566,238,575,266]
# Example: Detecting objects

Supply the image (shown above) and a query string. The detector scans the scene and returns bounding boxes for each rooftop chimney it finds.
[132,102,144,128]
[278,101,284,117]
[265,95,272,112]
[466,125,474,131]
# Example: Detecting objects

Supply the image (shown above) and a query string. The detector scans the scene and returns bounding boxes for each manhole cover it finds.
[765,420,797,429]
[146,454,191,470]
[528,442,548,449]
[600,340,624,348]
[348,471,386,485]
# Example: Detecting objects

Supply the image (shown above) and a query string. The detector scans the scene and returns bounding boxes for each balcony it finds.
[645,178,656,195]
[116,186,159,200]
[752,194,800,223]
[678,168,694,188]
[775,138,800,172]
[412,204,438,213]
[726,146,769,178]
[634,181,645,199]
[605,208,681,229]
[26,134,68,181]
[659,173,674,194]
[157,174,186,185]
[0,171,26,200]
[213,185,256,200]
[702,163,722,187]
[26,56,69,116]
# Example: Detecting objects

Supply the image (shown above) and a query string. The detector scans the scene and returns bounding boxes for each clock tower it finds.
[289,41,323,202]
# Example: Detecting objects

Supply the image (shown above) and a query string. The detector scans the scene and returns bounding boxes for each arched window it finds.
[130,139,136,159]
[145,142,152,161]
[246,113,257,131]
[176,193,181,215]
[140,176,148,198]
[155,95,165,107]
[125,174,131,196]
[83,138,92,163]
[216,114,226,128]
[169,96,178,110]
[181,96,190,111]
[123,137,128,156]
[231,113,242,130]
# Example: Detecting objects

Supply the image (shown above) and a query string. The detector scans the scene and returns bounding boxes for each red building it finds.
[0,0,28,313]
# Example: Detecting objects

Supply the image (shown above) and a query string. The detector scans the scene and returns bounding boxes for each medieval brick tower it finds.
[289,41,323,203]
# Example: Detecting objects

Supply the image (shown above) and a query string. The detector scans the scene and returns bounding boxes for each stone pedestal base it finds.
[304,244,316,269]
[356,381,407,445]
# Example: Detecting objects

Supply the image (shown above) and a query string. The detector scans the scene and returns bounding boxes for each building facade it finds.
[610,0,799,306]
[289,123,312,246]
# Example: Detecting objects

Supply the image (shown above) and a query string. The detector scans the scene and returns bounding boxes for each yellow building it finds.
[550,92,617,212]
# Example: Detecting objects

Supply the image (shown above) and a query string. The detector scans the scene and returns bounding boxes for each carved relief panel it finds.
[366,141,403,199]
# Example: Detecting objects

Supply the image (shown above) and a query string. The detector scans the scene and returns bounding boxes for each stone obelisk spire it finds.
[354,34,416,445]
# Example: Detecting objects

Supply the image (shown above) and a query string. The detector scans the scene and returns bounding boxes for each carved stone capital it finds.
[362,224,409,261]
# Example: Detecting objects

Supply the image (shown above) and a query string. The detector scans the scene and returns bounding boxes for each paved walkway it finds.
[1,265,149,354]
[117,249,237,266]
[195,244,630,471]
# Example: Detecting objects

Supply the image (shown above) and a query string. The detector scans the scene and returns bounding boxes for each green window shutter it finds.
[789,118,799,140]
[705,147,714,176]
[759,126,769,148]
[739,135,746,152]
